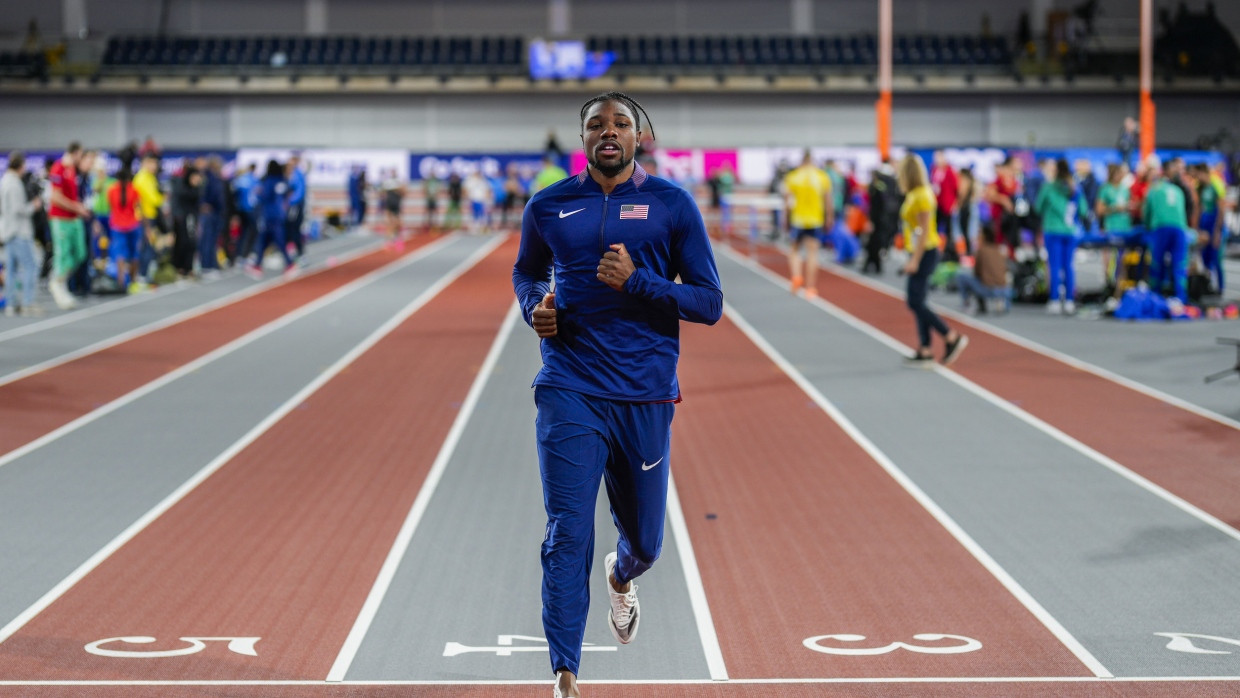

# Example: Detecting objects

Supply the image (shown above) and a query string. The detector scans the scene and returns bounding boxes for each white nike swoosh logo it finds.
[641,457,664,471]
[559,208,585,218]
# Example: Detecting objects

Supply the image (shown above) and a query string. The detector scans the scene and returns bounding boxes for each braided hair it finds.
[578,91,656,141]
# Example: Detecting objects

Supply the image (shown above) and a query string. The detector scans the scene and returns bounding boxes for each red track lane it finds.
[0,238,517,681]
[672,317,1090,679]
[0,682,1235,697]
[735,238,1240,530]
[0,236,434,458]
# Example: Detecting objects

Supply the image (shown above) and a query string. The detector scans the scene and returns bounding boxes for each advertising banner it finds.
[236,148,407,188]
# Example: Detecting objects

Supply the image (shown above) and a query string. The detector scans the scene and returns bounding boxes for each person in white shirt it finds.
[464,171,492,234]
[1,151,44,316]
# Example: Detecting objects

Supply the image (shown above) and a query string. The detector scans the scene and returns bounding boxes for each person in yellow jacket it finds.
[131,153,167,283]
[898,153,967,367]
[782,150,833,299]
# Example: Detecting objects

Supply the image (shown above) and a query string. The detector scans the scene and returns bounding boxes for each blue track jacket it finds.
[513,163,723,402]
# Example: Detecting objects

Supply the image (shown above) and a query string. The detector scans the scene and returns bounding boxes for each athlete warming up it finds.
[512,92,723,698]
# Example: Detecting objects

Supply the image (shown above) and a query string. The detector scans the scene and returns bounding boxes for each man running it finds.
[512,92,722,698]
[783,150,833,299]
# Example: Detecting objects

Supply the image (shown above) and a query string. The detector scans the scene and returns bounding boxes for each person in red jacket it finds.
[931,150,963,260]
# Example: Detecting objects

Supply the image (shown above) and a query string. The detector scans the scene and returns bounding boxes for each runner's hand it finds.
[532,292,557,338]
[597,243,635,291]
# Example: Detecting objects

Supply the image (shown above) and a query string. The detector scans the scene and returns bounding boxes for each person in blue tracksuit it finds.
[285,153,307,259]
[512,92,722,698]
[249,159,294,275]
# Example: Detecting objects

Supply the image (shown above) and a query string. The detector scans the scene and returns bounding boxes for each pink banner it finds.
[570,149,739,183]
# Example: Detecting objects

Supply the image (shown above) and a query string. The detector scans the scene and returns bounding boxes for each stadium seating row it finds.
[102,35,525,72]
[588,34,1012,68]
[97,33,1011,75]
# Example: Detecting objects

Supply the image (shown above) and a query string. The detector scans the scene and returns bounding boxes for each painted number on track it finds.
[1156,632,1240,655]
[84,636,260,658]
[444,634,616,657]
[803,633,983,656]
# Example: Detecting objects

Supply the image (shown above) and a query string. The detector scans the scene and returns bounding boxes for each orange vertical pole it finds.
[877,0,892,160]
[1139,0,1155,159]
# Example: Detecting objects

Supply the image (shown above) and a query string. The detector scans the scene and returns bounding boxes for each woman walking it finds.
[898,153,967,367]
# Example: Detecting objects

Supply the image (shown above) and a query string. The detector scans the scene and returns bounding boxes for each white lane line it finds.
[724,245,1240,547]
[5,676,1240,686]
[0,234,501,648]
[666,473,729,681]
[0,233,376,347]
[720,296,1114,679]
[0,233,457,474]
[326,301,520,682]
[0,238,385,387]
[825,252,1240,433]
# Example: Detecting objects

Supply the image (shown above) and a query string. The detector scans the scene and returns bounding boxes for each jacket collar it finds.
[575,161,649,194]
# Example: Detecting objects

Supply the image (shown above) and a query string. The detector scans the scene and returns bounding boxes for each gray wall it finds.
[1,0,1236,39]
[1,91,1236,151]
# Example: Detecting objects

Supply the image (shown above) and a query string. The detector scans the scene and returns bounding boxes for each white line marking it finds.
[724,245,1240,547]
[0,234,376,347]
[827,253,1240,433]
[0,234,501,648]
[4,676,1240,686]
[666,473,729,680]
[0,239,384,387]
[719,297,1114,679]
[0,235,458,474]
[326,301,521,682]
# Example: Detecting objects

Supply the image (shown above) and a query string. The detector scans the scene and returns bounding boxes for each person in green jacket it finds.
[1142,159,1188,303]
[1193,163,1227,293]
[1034,159,1082,314]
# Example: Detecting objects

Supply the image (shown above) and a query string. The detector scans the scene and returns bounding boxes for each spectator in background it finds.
[139,134,161,160]
[199,155,226,277]
[285,153,307,261]
[1167,157,1198,231]
[464,170,492,235]
[531,154,568,195]
[864,157,901,275]
[1143,157,1189,303]
[232,162,258,263]
[170,160,202,278]
[783,149,832,300]
[985,156,1021,258]
[1194,163,1227,293]
[898,153,967,367]
[89,156,114,287]
[107,149,143,293]
[47,141,89,309]
[956,225,1011,315]
[711,161,735,237]
[1117,116,1139,167]
[1035,159,1082,315]
[500,163,523,230]
[823,159,846,229]
[957,167,976,252]
[2,151,44,316]
[1074,159,1100,229]
[249,159,295,277]
[931,150,962,260]
[380,168,405,249]
[445,172,463,230]
[1097,163,1135,292]
[356,168,369,227]
[71,149,99,296]
[132,153,166,285]
[422,172,441,233]
[347,165,363,227]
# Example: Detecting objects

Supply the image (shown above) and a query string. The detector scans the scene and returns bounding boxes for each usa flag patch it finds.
[619,204,649,220]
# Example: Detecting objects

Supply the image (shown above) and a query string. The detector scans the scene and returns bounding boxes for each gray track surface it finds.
[0,234,488,636]
[345,314,711,682]
[0,233,381,382]
[826,253,1240,423]
[718,251,1240,677]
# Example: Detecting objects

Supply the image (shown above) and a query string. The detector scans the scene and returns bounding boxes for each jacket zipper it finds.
[599,194,609,255]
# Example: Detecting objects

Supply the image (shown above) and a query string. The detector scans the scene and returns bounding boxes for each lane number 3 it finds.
[804,633,982,656]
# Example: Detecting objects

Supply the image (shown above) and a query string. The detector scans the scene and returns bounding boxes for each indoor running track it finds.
[1,229,1239,697]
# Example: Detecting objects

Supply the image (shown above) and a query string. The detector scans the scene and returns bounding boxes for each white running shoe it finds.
[1045,300,1063,315]
[604,552,640,645]
[49,278,77,310]
[1063,300,1077,315]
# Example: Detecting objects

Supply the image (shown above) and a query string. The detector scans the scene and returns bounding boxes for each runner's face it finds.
[582,101,639,178]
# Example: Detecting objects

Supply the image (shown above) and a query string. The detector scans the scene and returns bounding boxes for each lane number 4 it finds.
[1156,632,1240,656]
